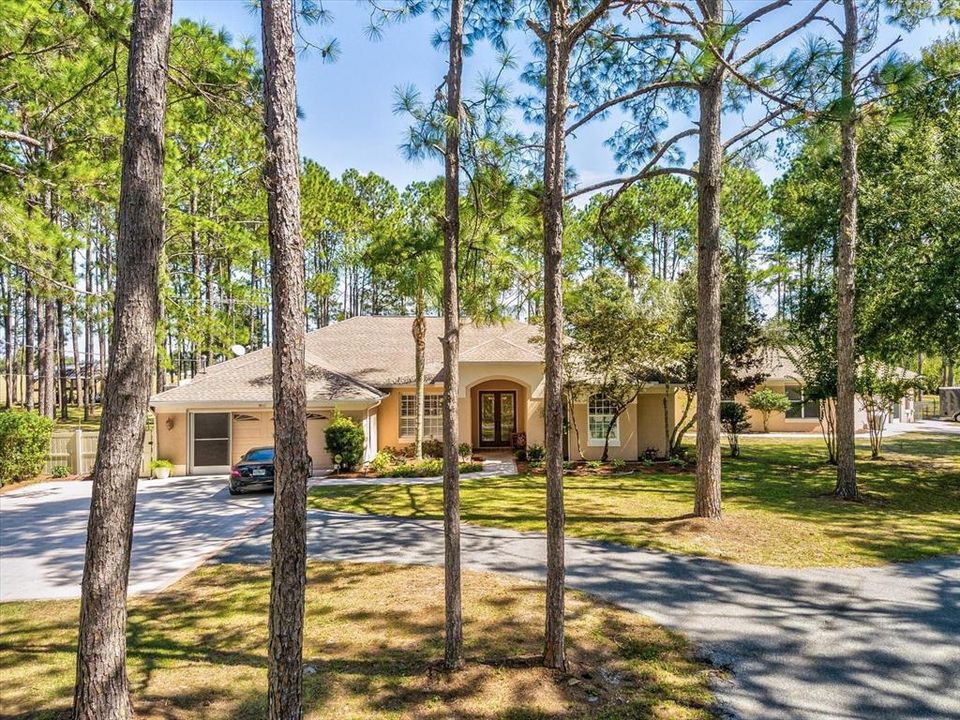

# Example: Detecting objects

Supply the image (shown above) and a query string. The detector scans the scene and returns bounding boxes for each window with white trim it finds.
[785,386,820,420]
[587,394,620,446]
[400,394,443,438]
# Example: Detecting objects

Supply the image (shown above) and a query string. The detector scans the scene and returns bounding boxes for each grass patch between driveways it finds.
[309,433,960,567]
[0,562,715,720]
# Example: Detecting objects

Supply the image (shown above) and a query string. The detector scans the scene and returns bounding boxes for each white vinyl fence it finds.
[43,427,154,478]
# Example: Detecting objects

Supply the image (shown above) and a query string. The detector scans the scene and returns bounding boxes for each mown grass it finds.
[310,433,960,567]
[0,563,715,720]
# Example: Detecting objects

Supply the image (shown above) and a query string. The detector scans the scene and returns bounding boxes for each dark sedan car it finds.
[229,446,276,494]
[229,447,313,495]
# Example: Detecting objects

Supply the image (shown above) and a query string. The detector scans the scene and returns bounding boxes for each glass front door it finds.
[478,391,516,447]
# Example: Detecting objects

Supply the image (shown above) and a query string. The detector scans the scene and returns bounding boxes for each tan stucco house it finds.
[713,351,917,434]
[151,316,680,475]
[150,317,921,475]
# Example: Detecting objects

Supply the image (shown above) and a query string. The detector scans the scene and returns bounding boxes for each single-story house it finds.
[150,318,918,475]
[150,316,680,475]
[721,351,918,433]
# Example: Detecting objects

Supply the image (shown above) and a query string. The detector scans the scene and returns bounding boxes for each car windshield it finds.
[244,448,274,462]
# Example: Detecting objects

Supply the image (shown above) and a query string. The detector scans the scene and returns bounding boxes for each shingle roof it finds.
[759,348,918,381]
[151,316,543,406]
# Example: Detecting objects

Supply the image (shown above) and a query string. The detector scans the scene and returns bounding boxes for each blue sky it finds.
[173,1,946,192]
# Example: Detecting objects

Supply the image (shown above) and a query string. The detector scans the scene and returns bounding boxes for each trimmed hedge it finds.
[0,411,55,486]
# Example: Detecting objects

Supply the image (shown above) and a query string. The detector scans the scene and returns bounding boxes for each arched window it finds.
[587,394,620,447]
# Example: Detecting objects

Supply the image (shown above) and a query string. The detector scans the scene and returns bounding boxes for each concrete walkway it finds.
[219,511,960,720]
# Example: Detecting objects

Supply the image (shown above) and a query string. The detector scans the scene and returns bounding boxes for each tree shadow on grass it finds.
[0,562,714,720]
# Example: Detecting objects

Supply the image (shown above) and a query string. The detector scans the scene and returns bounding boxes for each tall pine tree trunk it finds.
[24,281,33,411]
[261,0,310,716]
[541,0,570,671]
[693,2,724,520]
[413,285,426,461]
[83,241,94,422]
[57,298,68,420]
[834,0,859,500]
[2,272,11,409]
[72,0,172,716]
[41,299,56,419]
[441,0,465,671]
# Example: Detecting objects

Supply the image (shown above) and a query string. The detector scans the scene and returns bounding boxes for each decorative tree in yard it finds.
[565,268,676,461]
[720,402,750,458]
[748,388,792,432]
[857,360,924,459]
[261,0,310,716]
[73,0,172,717]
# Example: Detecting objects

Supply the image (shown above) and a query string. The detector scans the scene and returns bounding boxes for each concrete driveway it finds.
[220,512,960,720]
[0,475,271,601]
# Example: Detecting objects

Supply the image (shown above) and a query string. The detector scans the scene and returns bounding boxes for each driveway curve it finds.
[220,510,960,720]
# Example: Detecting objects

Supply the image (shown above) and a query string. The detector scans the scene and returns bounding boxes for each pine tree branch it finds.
[0,130,43,148]
[565,127,699,199]
[734,0,829,68]
[565,79,697,136]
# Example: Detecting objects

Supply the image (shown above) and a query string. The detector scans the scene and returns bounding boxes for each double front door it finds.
[478,390,516,448]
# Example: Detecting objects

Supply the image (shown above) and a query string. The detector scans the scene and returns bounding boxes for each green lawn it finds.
[309,433,960,567]
[0,563,714,720]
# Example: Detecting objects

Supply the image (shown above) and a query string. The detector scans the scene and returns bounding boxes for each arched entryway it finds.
[469,378,528,450]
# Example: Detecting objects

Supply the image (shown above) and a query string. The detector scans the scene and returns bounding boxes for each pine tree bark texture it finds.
[835,0,859,500]
[693,0,725,520]
[261,0,310,716]
[72,0,172,716]
[441,0,465,671]
[413,287,426,461]
[542,0,570,672]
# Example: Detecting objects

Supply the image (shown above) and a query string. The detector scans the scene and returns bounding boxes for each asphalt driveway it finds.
[220,511,960,720]
[0,475,271,601]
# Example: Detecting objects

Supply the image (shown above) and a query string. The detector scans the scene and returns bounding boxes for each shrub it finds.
[324,413,365,471]
[641,447,658,462]
[720,402,751,458]
[52,465,69,478]
[0,411,55,486]
[383,445,415,460]
[527,444,545,462]
[586,460,603,470]
[369,450,395,473]
[421,439,444,459]
[612,458,626,470]
[376,459,482,478]
[458,442,472,460]
[747,389,792,432]
[514,447,527,461]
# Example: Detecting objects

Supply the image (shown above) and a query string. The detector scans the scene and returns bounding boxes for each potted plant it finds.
[151,458,174,479]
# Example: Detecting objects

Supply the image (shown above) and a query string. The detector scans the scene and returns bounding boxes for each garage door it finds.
[231,412,274,465]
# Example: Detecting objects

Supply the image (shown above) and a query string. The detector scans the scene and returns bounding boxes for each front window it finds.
[400,394,443,439]
[785,387,820,420]
[587,394,620,446]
